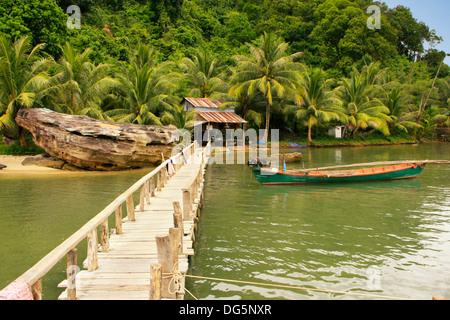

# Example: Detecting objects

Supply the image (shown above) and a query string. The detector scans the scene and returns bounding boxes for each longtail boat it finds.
[249,160,450,185]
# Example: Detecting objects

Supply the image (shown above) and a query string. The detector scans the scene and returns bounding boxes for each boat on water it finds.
[248,160,449,185]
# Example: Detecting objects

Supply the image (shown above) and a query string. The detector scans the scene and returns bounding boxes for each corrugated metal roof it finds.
[184,97,226,109]
[198,112,246,124]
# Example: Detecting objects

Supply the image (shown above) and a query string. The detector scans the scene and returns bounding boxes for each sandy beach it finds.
[0,155,67,175]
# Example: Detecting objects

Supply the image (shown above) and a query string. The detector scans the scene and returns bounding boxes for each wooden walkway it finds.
[60,146,208,300]
[9,142,209,300]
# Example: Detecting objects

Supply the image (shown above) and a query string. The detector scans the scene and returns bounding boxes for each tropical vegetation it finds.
[0,0,449,147]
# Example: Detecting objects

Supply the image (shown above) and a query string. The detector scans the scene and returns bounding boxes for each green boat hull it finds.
[250,165,425,185]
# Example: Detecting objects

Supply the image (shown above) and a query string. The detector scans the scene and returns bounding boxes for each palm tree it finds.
[336,66,392,138]
[224,92,265,131]
[180,47,228,99]
[52,43,119,120]
[433,77,450,127]
[107,45,179,125]
[382,86,422,134]
[224,71,265,130]
[362,61,388,87]
[229,32,304,142]
[286,68,347,143]
[419,105,449,137]
[162,103,196,130]
[0,36,58,145]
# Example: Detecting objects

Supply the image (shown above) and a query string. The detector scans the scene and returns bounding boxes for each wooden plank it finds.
[60,290,151,300]
[15,145,194,286]
[73,278,151,290]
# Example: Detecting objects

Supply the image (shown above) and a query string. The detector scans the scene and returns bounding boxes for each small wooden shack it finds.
[328,125,347,139]
[182,97,246,138]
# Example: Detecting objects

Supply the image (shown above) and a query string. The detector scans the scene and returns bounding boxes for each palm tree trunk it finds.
[243,106,248,132]
[308,124,312,143]
[18,126,27,147]
[264,99,270,142]
[351,126,360,139]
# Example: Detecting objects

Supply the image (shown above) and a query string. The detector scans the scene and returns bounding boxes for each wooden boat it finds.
[249,160,450,185]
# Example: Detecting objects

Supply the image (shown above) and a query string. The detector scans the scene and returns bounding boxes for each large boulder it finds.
[265,152,303,164]
[282,152,303,163]
[22,154,66,169]
[16,108,179,171]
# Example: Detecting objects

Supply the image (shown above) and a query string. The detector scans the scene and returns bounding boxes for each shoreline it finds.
[281,140,421,149]
[216,139,437,151]
[0,155,72,175]
[0,155,154,176]
[1,140,445,174]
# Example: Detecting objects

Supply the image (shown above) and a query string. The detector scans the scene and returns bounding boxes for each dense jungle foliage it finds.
[0,0,449,146]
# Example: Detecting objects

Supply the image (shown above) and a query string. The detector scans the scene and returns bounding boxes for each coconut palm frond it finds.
[0,36,57,142]
[230,32,305,141]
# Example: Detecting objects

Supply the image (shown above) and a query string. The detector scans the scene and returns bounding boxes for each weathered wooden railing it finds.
[9,141,203,300]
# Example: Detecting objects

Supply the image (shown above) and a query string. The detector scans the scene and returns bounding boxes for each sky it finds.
[382,0,450,65]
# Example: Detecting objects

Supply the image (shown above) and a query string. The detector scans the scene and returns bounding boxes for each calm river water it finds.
[0,168,147,299]
[0,143,449,300]
[186,142,450,300]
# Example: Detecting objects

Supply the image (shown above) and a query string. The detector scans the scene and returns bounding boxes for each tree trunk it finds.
[351,126,360,139]
[264,100,270,143]
[18,126,27,147]
[416,58,444,124]
[307,124,312,144]
[243,108,248,132]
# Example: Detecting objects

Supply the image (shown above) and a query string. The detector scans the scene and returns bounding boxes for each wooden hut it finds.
[182,97,246,142]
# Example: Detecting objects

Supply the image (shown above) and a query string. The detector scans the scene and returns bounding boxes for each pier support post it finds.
[100,219,109,252]
[157,171,162,191]
[31,279,42,300]
[155,234,176,299]
[150,176,156,196]
[161,168,166,188]
[182,189,191,221]
[150,264,162,300]
[170,227,181,255]
[87,228,98,271]
[145,181,150,204]
[126,194,135,221]
[115,205,123,235]
[67,248,77,300]
[164,166,168,184]
[173,201,184,248]
[139,185,146,212]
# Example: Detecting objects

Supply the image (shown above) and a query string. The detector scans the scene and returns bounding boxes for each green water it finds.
[0,169,148,300]
[187,143,450,300]
[0,143,449,300]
